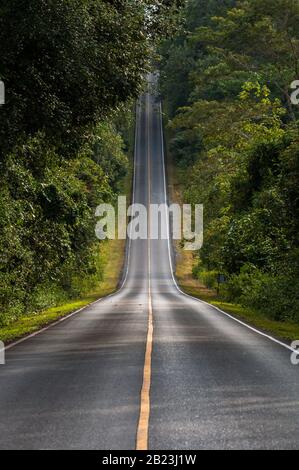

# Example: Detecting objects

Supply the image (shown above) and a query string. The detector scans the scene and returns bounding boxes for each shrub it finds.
[198,270,219,290]
[224,264,299,322]
[242,275,299,323]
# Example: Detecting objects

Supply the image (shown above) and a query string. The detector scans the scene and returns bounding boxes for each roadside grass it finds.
[166,130,299,344]
[0,120,134,346]
[179,283,299,343]
[0,237,127,345]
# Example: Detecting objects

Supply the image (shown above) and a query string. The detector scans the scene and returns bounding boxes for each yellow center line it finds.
[136,90,153,451]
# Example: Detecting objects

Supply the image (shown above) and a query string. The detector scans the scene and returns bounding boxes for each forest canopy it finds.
[160,0,299,322]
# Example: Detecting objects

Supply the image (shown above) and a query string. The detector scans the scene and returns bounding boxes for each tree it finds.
[159,0,299,321]
[0,0,183,156]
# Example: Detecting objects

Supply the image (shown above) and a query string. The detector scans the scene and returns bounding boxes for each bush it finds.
[224,264,299,322]
[0,131,118,322]
[223,263,260,301]
[198,270,219,290]
[30,284,69,312]
[242,276,299,323]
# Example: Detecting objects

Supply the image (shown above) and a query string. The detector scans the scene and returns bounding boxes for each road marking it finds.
[136,91,153,451]
[158,101,298,355]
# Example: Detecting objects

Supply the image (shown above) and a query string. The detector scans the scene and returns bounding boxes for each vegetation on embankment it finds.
[0,237,127,344]
[160,0,299,335]
[168,148,299,343]
[0,1,183,342]
[0,125,134,344]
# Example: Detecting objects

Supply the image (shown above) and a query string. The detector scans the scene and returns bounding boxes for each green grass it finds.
[0,122,134,346]
[0,297,99,344]
[165,132,299,344]
[0,203,129,346]
[0,237,127,344]
[181,285,299,342]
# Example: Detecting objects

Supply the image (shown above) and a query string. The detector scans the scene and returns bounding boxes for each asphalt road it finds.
[0,83,299,450]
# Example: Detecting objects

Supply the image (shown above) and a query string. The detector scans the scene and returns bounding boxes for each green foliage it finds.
[197,270,219,290]
[160,0,299,323]
[0,0,182,155]
[0,1,183,325]
[90,122,129,192]
[0,131,118,322]
[224,264,299,322]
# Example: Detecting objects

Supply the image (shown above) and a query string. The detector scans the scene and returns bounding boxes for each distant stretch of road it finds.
[0,79,298,450]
